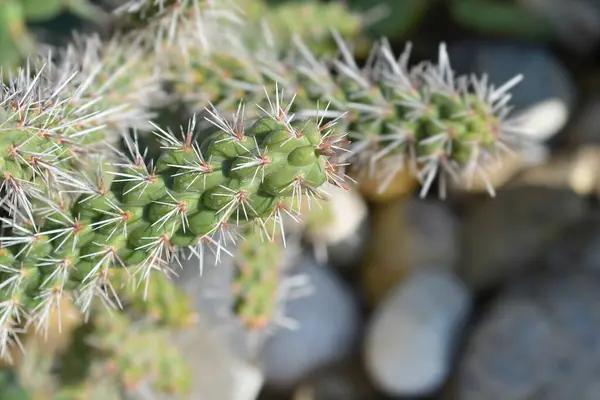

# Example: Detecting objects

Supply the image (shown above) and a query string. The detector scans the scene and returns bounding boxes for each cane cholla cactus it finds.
[154,0,525,198]
[329,39,525,198]
[0,267,196,398]
[49,33,167,134]
[0,59,348,360]
[110,268,197,327]
[0,302,193,399]
[231,227,313,335]
[286,36,526,198]
[232,224,286,331]
[111,0,526,199]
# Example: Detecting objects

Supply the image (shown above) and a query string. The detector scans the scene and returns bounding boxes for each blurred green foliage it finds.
[345,0,557,42]
[0,0,108,71]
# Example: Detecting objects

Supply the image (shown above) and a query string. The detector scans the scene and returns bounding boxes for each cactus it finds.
[0,0,530,392]
[161,4,525,198]
[112,0,362,53]
[232,224,284,331]
[0,266,196,398]
[0,52,348,359]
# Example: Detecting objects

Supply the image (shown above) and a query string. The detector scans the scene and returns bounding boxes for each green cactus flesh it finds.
[0,77,347,359]
[232,226,283,330]
[160,3,524,198]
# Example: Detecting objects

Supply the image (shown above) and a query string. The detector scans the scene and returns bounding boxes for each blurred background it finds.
[2,0,600,399]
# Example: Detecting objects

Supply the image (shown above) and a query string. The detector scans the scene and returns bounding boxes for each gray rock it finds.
[449,41,576,143]
[259,258,361,390]
[171,313,264,400]
[545,210,600,273]
[459,186,587,291]
[303,183,370,270]
[364,270,471,396]
[404,198,461,270]
[458,269,600,400]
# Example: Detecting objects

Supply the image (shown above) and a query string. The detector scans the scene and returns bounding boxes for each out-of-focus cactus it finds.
[0,272,195,398]
[166,22,524,198]
[110,268,197,327]
[232,224,284,330]
[112,0,362,55]
[236,0,363,56]
[0,0,109,71]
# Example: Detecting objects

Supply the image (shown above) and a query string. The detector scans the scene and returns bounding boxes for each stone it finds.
[171,312,265,400]
[364,270,471,396]
[458,269,600,400]
[508,145,600,197]
[361,197,460,306]
[459,186,587,291]
[259,258,361,391]
[545,210,600,273]
[302,183,370,270]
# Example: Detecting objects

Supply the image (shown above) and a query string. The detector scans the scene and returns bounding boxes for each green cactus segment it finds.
[232,225,282,330]
[109,269,197,328]
[0,266,195,398]
[0,306,193,399]
[86,305,192,397]
[0,93,347,359]
[161,1,522,198]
